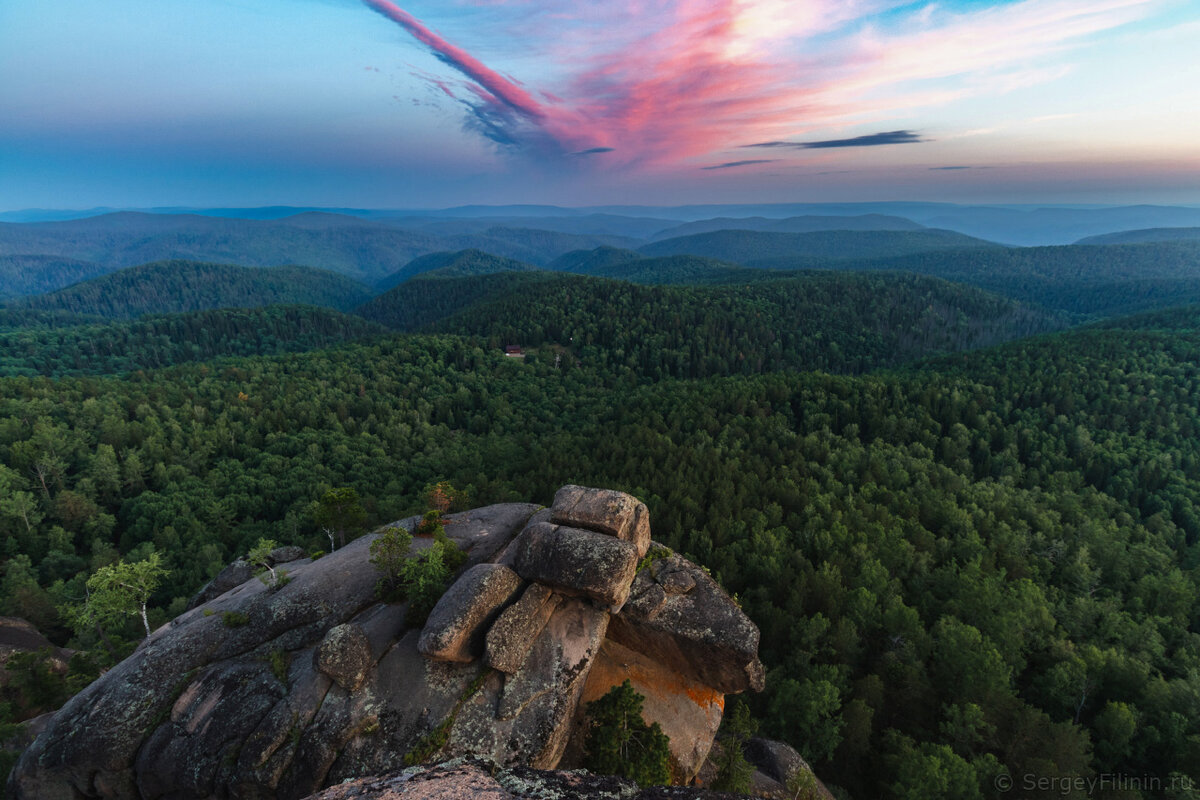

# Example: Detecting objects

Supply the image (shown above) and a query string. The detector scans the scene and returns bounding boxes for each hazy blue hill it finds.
[640,228,997,264]
[376,249,539,290]
[843,241,1200,316]
[0,254,112,299]
[357,271,553,331]
[0,213,640,282]
[0,213,444,283]
[0,305,386,377]
[921,204,1200,245]
[548,246,643,273]
[440,226,640,265]
[649,213,925,240]
[579,255,755,285]
[389,213,677,240]
[12,260,375,318]
[1075,227,1200,245]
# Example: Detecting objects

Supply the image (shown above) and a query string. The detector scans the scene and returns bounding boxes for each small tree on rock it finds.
[246,538,283,588]
[70,551,168,639]
[584,679,672,787]
[312,487,367,550]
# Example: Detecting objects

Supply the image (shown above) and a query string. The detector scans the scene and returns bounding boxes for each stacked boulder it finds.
[10,486,763,800]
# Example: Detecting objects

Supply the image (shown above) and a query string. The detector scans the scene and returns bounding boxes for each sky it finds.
[1,0,1198,210]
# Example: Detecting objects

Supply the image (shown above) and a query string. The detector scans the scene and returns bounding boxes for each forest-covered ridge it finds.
[0,305,387,378]
[7,260,375,318]
[358,269,1069,380]
[374,249,540,290]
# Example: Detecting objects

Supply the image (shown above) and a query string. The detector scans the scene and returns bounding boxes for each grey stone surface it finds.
[608,555,764,694]
[439,504,540,566]
[450,598,609,769]
[316,623,373,691]
[418,564,523,663]
[485,584,561,674]
[513,522,638,609]
[549,486,651,557]
[270,545,308,564]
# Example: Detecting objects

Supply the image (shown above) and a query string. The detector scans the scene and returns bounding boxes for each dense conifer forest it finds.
[1,218,1199,798]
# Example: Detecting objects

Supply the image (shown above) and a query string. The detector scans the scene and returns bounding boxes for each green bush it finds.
[583,680,672,787]
[368,523,464,627]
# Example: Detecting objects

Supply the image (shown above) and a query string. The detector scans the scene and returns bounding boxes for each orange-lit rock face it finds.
[566,638,724,784]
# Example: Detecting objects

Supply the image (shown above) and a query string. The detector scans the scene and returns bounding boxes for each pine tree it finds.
[584,680,672,787]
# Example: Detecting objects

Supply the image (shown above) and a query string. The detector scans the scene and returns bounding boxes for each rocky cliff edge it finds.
[11,486,764,800]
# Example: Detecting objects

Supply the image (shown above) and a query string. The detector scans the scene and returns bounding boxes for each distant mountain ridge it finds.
[10,260,374,318]
[1075,227,1200,245]
[640,228,998,264]
[649,213,925,240]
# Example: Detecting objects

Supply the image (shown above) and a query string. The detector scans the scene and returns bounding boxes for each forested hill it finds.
[0,213,636,287]
[1075,227,1200,245]
[0,305,386,377]
[549,248,755,285]
[639,228,997,264]
[1,311,1199,797]
[834,241,1200,316]
[9,260,375,318]
[360,271,1066,379]
[0,255,110,300]
[375,249,538,290]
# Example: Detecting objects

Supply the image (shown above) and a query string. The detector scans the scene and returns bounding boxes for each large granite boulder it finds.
[608,555,765,694]
[418,564,523,663]
[513,522,638,609]
[551,485,651,558]
[10,489,768,800]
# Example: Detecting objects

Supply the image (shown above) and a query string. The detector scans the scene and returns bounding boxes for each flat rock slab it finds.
[440,504,541,566]
[419,564,523,663]
[550,485,651,557]
[513,522,638,609]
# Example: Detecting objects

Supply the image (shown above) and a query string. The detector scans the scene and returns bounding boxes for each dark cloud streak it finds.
[702,159,777,170]
[744,130,926,149]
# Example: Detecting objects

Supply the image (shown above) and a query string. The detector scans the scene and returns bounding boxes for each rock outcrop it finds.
[301,757,751,800]
[11,487,763,800]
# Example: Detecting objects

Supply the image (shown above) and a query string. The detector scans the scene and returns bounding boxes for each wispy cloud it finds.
[360,0,1163,166]
[572,147,615,156]
[702,159,777,170]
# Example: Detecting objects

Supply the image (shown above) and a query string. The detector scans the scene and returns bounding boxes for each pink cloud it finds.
[361,0,1162,168]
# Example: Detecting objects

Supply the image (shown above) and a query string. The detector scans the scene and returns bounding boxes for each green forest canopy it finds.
[0,303,1197,796]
